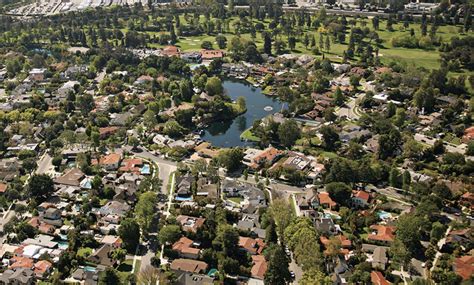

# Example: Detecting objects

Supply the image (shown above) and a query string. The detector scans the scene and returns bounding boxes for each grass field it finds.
[141,14,473,73]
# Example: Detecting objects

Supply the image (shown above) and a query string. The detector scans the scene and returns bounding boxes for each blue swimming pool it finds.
[83,266,97,272]
[175,196,193,202]
[377,210,392,220]
[58,241,69,250]
[140,164,151,175]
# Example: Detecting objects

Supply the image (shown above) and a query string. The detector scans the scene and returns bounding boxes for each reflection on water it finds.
[202,79,283,147]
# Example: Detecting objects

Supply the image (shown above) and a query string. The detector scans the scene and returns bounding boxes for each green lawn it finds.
[240,128,261,142]
[77,247,93,258]
[228,197,243,204]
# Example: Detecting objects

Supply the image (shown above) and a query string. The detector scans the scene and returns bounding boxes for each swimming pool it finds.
[377,210,392,220]
[83,266,97,272]
[140,164,151,175]
[58,241,69,250]
[175,196,193,202]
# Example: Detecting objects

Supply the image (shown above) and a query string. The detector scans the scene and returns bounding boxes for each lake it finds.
[201,79,283,147]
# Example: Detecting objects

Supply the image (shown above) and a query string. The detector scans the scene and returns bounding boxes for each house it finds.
[88,244,117,267]
[282,152,311,171]
[99,201,131,217]
[9,256,34,270]
[174,273,214,285]
[371,271,390,285]
[352,190,370,208]
[170,259,208,274]
[176,215,206,233]
[29,68,47,81]
[444,228,472,250]
[318,192,337,209]
[172,237,200,259]
[71,268,100,284]
[162,46,181,57]
[99,127,119,139]
[460,192,474,210]
[453,255,474,281]
[134,75,154,86]
[251,255,267,280]
[93,153,122,171]
[462,126,474,143]
[320,235,351,256]
[0,268,35,285]
[119,158,143,174]
[371,247,388,270]
[247,146,282,171]
[176,174,194,199]
[54,168,85,187]
[200,49,224,61]
[181,52,202,63]
[40,208,62,226]
[34,260,53,279]
[368,225,396,244]
[315,216,339,235]
[100,235,123,248]
[239,237,265,255]
[57,80,79,98]
[0,182,7,194]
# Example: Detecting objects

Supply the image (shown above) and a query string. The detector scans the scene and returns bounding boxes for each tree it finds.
[263,32,272,55]
[143,110,157,129]
[218,148,244,172]
[269,199,294,239]
[99,268,120,285]
[163,120,184,138]
[334,87,344,106]
[264,245,291,285]
[118,218,141,252]
[320,126,339,150]
[278,119,301,148]
[236,96,246,112]
[214,224,239,257]
[28,174,54,199]
[325,35,331,51]
[205,76,223,96]
[389,166,401,188]
[215,35,227,49]
[135,192,157,234]
[300,268,332,285]
[395,214,424,256]
[326,182,351,206]
[158,225,181,245]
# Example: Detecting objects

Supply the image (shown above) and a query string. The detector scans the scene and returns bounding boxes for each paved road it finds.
[36,153,55,175]
[336,93,364,121]
[122,146,177,195]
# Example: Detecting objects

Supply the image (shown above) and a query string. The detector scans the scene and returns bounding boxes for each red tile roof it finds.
[320,235,352,248]
[172,237,200,256]
[371,271,390,285]
[0,183,7,193]
[201,49,225,60]
[99,126,119,137]
[118,158,143,173]
[354,190,370,201]
[97,153,121,166]
[239,237,265,255]
[170,258,208,273]
[162,46,180,57]
[368,225,396,243]
[10,256,34,270]
[34,260,52,276]
[454,255,474,280]
[251,255,267,280]
[318,192,337,208]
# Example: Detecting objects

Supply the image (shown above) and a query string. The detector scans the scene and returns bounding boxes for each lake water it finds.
[202,79,283,147]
